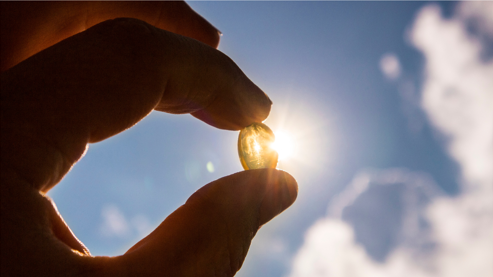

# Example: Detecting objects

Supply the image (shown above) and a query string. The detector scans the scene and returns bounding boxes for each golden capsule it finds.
[238,122,278,170]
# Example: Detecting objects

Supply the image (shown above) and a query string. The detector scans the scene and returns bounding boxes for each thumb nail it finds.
[258,171,298,226]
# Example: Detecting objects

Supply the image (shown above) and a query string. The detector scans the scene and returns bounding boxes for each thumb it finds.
[117,169,297,276]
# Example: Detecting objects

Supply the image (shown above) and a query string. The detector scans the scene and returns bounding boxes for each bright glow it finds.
[206,161,215,173]
[271,131,295,161]
[254,141,261,153]
[261,90,333,176]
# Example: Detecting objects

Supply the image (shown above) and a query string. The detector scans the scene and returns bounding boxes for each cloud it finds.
[100,204,152,239]
[456,2,493,37]
[289,3,493,277]
[290,169,441,277]
[412,4,493,187]
[100,204,131,238]
[289,219,380,277]
[411,4,493,273]
[380,53,402,80]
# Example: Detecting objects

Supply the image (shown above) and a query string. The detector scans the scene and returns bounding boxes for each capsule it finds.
[238,122,278,170]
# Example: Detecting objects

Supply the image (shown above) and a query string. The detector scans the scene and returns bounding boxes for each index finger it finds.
[0,1,220,72]
[1,18,271,192]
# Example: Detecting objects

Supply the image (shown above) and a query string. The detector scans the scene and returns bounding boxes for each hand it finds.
[1,2,298,276]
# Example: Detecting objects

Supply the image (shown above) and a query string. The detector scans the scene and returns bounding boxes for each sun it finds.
[271,130,296,161]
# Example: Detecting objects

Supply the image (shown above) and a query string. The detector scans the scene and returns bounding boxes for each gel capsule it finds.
[238,122,278,170]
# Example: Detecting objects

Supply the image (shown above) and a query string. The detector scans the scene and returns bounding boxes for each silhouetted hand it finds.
[1,2,298,276]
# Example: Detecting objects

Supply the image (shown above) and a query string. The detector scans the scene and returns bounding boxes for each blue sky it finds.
[48,2,493,277]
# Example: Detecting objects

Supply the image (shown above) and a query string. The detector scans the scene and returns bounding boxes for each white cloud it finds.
[290,219,381,277]
[289,3,493,277]
[456,2,493,37]
[380,53,402,80]
[412,4,493,187]
[100,204,152,239]
[290,169,441,277]
[100,204,131,238]
[411,4,493,273]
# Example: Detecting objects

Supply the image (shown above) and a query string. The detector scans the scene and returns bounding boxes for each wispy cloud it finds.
[289,3,493,277]
[100,204,131,238]
[100,204,152,239]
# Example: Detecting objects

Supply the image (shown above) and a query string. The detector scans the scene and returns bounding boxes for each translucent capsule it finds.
[238,122,278,170]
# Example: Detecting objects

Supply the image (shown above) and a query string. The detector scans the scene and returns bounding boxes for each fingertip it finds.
[167,1,221,48]
[201,168,297,226]
[87,1,222,49]
[279,170,299,208]
[200,23,221,49]
[191,76,272,130]
[257,169,298,226]
[239,81,273,126]
[182,12,221,49]
[184,3,221,49]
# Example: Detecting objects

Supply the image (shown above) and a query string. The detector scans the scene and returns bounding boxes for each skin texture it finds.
[1,2,298,277]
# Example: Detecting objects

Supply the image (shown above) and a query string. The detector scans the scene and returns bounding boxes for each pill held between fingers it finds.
[238,122,278,170]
